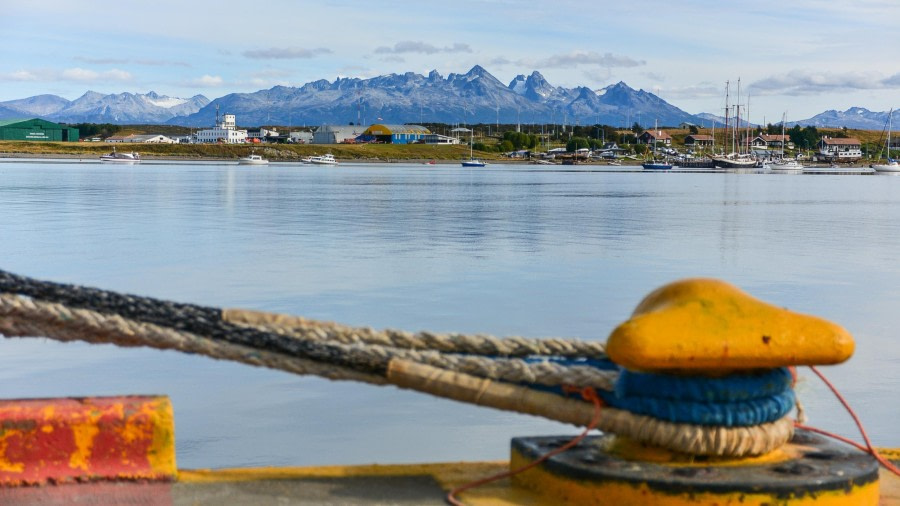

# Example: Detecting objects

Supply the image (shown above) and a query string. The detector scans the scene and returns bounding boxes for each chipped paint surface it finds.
[0,396,175,485]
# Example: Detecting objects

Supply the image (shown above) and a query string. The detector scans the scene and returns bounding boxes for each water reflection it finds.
[0,160,897,468]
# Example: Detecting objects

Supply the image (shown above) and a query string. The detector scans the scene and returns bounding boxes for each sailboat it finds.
[461,129,486,167]
[712,80,757,169]
[769,113,803,172]
[872,109,900,173]
[642,120,673,170]
[462,130,487,167]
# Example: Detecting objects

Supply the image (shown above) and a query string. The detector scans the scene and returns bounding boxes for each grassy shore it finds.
[0,141,494,162]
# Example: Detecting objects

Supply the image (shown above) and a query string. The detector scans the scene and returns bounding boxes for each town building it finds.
[817,137,862,162]
[749,134,793,150]
[0,118,78,142]
[637,129,672,146]
[312,125,366,144]
[129,134,177,144]
[684,135,714,148]
[422,133,460,145]
[359,124,430,144]
[289,131,314,144]
[195,113,248,144]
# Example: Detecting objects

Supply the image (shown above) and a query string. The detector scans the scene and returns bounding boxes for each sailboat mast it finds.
[723,81,729,155]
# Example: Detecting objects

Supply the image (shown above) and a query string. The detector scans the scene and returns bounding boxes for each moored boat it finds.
[873,109,899,173]
[238,153,268,165]
[308,153,338,165]
[99,147,140,163]
[642,161,673,170]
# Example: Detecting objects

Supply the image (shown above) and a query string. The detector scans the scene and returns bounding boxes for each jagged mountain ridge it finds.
[172,66,706,128]
[0,91,209,124]
[792,107,896,130]
[0,67,894,129]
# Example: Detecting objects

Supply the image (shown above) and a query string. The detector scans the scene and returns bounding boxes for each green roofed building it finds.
[0,118,79,142]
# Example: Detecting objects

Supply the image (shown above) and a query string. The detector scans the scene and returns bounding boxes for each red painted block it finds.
[0,396,176,485]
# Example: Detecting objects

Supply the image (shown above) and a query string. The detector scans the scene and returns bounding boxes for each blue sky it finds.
[2,0,899,122]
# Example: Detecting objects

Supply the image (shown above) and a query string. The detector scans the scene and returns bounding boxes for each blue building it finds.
[360,124,430,144]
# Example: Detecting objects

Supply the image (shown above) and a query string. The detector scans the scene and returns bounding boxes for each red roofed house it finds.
[637,129,672,146]
[684,134,714,148]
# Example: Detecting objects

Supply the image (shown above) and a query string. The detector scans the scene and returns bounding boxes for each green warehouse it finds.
[0,119,79,142]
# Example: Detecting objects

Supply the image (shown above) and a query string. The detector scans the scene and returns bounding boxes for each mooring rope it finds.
[0,269,796,457]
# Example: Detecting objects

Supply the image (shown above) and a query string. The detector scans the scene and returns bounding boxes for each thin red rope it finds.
[445,386,604,506]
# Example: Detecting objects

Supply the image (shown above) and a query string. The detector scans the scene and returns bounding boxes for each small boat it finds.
[461,130,486,167]
[425,159,436,165]
[769,159,804,172]
[100,147,140,163]
[238,153,268,165]
[642,161,673,170]
[873,109,900,173]
[308,153,338,165]
[769,113,803,172]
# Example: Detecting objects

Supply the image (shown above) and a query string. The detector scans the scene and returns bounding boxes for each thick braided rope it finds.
[0,294,386,385]
[0,293,792,456]
[224,308,606,357]
[0,269,604,359]
[387,360,794,457]
[0,294,790,456]
[0,293,615,390]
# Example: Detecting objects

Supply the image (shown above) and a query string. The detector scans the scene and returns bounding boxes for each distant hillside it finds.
[0,91,209,124]
[792,107,896,129]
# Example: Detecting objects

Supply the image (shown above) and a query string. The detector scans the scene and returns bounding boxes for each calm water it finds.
[0,159,898,468]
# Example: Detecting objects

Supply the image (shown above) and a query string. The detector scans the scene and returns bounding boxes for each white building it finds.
[195,113,248,144]
[312,125,365,144]
[129,134,177,144]
[248,127,279,142]
[290,131,313,144]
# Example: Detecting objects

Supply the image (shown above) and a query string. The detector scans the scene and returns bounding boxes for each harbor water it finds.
[0,159,898,469]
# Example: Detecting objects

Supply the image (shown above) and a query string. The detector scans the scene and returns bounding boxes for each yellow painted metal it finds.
[604,435,799,466]
[606,278,854,371]
[510,448,880,506]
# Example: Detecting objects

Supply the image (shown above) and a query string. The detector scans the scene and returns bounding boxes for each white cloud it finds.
[6,70,40,81]
[189,75,224,87]
[374,41,472,55]
[531,51,645,69]
[243,47,331,59]
[750,70,900,95]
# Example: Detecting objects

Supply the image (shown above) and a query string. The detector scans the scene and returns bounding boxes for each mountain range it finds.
[0,66,894,130]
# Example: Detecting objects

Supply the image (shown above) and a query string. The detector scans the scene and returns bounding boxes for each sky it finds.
[2,0,899,122]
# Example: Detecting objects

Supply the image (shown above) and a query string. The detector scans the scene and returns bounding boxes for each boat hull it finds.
[873,163,900,173]
[642,163,673,170]
[462,160,486,167]
[712,158,757,169]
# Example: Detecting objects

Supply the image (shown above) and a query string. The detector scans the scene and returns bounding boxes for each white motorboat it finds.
[769,159,804,172]
[238,153,269,165]
[307,153,338,165]
[100,147,140,163]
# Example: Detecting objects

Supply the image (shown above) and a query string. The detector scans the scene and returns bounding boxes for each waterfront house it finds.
[750,134,793,150]
[684,134,714,148]
[637,129,672,146]
[817,137,862,162]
